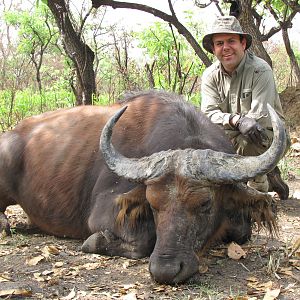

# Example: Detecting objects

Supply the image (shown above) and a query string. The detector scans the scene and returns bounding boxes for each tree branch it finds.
[91,0,212,67]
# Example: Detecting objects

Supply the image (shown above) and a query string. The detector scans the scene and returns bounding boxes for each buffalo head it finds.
[100,104,286,284]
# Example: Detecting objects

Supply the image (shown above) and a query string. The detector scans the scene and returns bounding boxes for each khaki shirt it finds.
[201,52,285,130]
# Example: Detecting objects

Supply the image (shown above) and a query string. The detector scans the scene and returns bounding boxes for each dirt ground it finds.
[0,87,299,300]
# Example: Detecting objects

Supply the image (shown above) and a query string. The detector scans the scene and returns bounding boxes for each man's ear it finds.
[242,37,247,50]
[211,45,216,55]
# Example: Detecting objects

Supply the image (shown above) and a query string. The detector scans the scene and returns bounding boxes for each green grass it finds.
[278,156,300,179]
[0,89,76,131]
[0,89,201,132]
[0,89,116,132]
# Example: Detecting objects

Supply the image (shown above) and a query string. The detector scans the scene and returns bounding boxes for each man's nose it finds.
[223,41,230,49]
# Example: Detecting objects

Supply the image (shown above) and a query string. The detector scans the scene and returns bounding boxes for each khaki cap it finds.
[202,16,252,53]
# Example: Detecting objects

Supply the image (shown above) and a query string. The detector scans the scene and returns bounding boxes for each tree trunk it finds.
[145,62,155,89]
[238,0,273,67]
[282,27,300,85]
[47,0,96,105]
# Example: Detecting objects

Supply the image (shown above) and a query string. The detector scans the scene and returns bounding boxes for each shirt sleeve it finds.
[246,67,283,128]
[201,70,233,129]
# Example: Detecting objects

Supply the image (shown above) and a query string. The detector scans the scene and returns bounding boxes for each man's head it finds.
[202,16,252,74]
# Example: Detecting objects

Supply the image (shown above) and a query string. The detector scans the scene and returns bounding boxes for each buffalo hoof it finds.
[81,230,149,259]
[81,230,120,255]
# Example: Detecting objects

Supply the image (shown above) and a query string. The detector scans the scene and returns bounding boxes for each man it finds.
[201,16,290,200]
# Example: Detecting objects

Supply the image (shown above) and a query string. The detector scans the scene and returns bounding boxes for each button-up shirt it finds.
[201,52,285,130]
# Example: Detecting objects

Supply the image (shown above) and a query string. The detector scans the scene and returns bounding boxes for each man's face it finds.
[212,33,246,74]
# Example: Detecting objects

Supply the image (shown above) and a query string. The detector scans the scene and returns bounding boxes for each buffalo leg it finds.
[0,212,10,236]
[81,229,155,259]
[0,132,24,236]
[0,197,15,236]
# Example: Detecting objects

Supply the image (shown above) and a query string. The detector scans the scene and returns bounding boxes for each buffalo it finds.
[0,90,286,284]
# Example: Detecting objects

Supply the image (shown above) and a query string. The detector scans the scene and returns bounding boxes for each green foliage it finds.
[0,89,75,131]
[134,22,204,94]
[136,22,174,59]
[294,45,300,64]
[252,0,296,26]
[0,87,119,132]
[259,0,292,16]
[4,4,59,56]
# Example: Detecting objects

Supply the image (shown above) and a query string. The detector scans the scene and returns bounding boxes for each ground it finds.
[0,87,299,300]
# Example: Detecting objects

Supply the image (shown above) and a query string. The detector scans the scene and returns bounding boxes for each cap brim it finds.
[202,32,252,54]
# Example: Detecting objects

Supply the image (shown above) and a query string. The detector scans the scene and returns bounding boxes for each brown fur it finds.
[225,183,278,236]
[0,90,281,285]
[115,185,151,229]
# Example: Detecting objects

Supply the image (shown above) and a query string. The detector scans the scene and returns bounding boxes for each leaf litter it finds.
[0,158,299,299]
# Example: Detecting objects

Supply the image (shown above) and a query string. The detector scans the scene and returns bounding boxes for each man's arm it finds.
[201,70,234,129]
[245,67,284,127]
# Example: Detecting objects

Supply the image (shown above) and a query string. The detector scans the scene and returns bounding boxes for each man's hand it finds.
[236,116,268,145]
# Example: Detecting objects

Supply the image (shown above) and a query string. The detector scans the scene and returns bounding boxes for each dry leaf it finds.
[0,273,11,282]
[81,262,101,270]
[278,267,293,276]
[42,245,60,256]
[121,292,137,300]
[153,286,167,292]
[0,287,32,297]
[42,269,54,276]
[289,259,300,268]
[33,272,45,282]
[54,261,64,267]
[65,269,80,277]
[26,255,45,266]
[61,287,76,300]
[291,142,300,151]
[123,284,136,290]
[247,280,273,291]
[289,237,300,257]
[263,288,281,300]
[228,242,246,260]
[53,267,67,277]
[246,276,259,283]
[210,249,226,257]
[290,137,299,144]
[292,189,300,199]
[198,263,209,274]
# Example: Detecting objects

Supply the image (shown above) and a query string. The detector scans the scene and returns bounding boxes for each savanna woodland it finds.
[0,0,299,299]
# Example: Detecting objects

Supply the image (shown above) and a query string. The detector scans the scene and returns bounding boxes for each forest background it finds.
[0,0,299,132]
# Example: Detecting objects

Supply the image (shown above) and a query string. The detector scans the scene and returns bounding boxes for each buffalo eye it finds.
[150,205,158,213]
[198,197,212,213]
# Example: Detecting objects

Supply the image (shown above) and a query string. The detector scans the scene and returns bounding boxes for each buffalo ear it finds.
[229,183,278,236]
[249,196,278,236]
[115,185,151,229]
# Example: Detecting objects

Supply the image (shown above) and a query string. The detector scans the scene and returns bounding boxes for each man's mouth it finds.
[223,54,233,59]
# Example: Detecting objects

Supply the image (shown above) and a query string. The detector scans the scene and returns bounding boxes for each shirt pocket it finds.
[240,88,252,112]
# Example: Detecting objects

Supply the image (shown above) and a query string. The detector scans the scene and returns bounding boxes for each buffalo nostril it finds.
[149,256,183,284]
[149,251,200,284]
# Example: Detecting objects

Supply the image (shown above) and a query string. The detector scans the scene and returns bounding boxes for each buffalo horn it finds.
[100,104,286,184]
